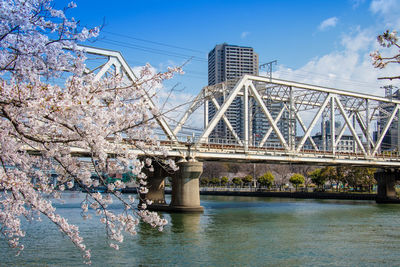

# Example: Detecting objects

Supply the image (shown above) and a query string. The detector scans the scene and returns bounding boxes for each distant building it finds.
[208,43,258,141]
[374,87,400,151]
[302,121,359,153]
[208,43,259,86]
[207,43,292,145]
[310,133,356,152]
[251,99,293,146]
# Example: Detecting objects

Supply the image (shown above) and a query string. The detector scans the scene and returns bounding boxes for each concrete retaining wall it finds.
[198,190,377,201]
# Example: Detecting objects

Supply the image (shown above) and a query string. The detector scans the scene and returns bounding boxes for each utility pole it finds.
[382,85,396,99]
[253,162,257,190]
[257,60,277,188]
[259,60,277,81]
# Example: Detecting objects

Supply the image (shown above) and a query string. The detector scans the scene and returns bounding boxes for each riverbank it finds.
[198,190,377,201]
[120,187,400,203]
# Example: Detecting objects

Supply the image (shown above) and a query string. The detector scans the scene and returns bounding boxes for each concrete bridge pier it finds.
[143,163,168,208]
[144,161,204,212]
[375,170,399,203]
[169,161,204,212]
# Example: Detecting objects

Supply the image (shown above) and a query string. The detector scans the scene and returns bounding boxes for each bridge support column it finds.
[170,161,204,212]
[143,163,168,208]
[375,170,399,203]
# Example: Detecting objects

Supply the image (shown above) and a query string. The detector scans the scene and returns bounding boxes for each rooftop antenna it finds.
[259,60,277,81]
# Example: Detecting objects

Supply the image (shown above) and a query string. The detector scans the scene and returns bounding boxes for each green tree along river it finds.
[1,192,400,266]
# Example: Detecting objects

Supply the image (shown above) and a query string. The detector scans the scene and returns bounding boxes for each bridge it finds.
[79,45,400,210]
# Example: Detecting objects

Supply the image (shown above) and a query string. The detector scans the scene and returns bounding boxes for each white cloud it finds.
[370,0,398,15]
[266,28,400,133]
[272,29,400,97]
[241,31,250,39]
[340,27,373,52]
[370,0,400,27]
[351,0,366,9]
[318,17,339,31]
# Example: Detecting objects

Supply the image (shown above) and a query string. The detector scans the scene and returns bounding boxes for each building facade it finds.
[310,134,357,152]
[208,43,259,86]
[375,88,400,151]
[301,121,359,153]
[208,43,259,141]
[207,43,292,146]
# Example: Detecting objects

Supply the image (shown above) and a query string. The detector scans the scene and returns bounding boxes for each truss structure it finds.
[175,74,400,164]
[75,45,178,143]
[79,45,400,167]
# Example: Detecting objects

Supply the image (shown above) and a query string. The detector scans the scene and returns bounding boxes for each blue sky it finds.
[59,0,400,128]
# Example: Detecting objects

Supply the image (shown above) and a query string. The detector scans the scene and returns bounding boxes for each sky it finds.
[59,0,400,129]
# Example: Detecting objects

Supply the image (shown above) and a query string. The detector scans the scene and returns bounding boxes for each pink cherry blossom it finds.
[371,30,400,80]
[0,0,180,263]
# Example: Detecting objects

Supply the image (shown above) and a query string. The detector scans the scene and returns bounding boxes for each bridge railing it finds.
[189,136,400,161]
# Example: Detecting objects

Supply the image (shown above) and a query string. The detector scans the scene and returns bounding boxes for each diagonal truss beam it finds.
[94,57,118,81]
[258,105,287,148]
[248,82,289,150]
[76,45,178,142]
[355,111,375,150]
[296,94,331,152]
[372,105,400,155]
[198,76,248,142]
[335,96,366,155]
[210,98,243,145]
[335,112,354,147]
[173,87,204,136]
[295,110,319,151]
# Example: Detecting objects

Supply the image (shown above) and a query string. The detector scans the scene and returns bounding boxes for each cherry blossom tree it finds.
[0,0,179,264]
[371,30,400,80]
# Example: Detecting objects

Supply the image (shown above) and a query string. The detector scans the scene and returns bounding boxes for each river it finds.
[1,192,400,266]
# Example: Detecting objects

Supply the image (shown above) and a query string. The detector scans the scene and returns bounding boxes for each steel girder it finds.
[76,45,178,142]
[172,75,400,163]
[73,46,400,166]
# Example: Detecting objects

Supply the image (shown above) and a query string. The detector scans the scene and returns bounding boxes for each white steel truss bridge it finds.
[82,45,400,169]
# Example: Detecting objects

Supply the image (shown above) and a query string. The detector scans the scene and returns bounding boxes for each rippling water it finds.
[1,192,400,266]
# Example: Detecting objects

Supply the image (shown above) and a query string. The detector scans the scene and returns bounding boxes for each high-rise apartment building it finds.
[207,43,292,146]
[208,43,259,86]
[207,43,259,141]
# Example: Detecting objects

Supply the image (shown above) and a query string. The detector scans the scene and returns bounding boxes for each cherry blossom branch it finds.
[371,30,400,80]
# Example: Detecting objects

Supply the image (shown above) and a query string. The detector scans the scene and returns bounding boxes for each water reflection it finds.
[170,213,201,233]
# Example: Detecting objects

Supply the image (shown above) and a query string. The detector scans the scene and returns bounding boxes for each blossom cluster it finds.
[0,0,179,264]
[371,30,400,73]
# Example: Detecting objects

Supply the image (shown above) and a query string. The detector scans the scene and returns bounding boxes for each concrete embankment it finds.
[122,188,400,203]
[198,190,377,201]
[122,188,376,201]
